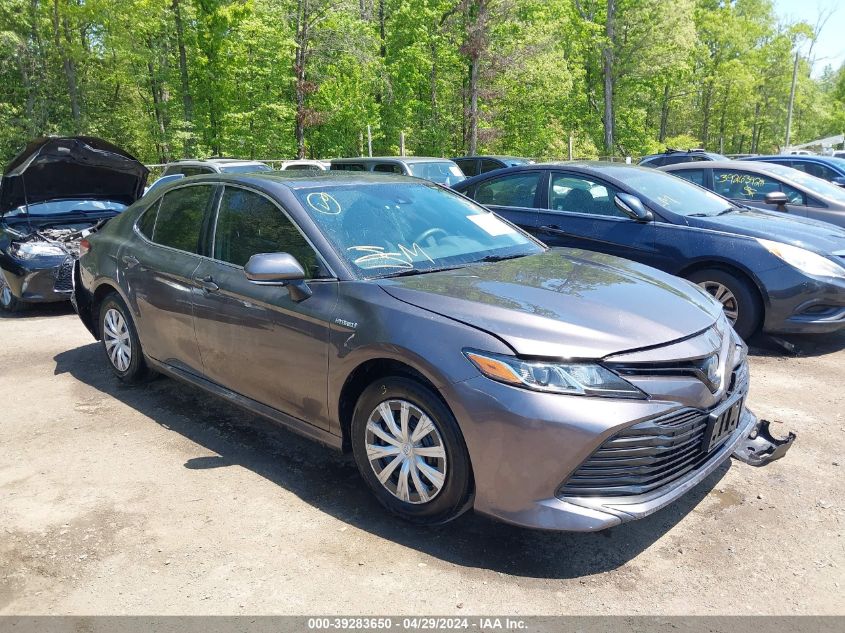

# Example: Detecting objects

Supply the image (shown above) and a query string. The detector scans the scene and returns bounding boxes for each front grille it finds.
[558,364,748,499]
[53,259,73,292]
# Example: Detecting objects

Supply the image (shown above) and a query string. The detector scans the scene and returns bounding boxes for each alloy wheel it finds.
[698,281,739,324]
[0,276,12,309]
[365,399,447,504]
[103,307,132,372]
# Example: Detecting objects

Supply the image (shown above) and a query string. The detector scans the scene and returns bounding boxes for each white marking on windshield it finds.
[306,191,342,215]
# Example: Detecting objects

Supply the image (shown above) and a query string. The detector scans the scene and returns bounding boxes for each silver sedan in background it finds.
[661,160,845,228]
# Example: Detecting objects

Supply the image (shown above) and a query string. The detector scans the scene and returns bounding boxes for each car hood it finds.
[0,136,149,215]
[377,249,722,359]
[686,208,845,253]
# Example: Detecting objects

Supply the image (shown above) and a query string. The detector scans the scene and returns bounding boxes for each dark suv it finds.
[639,149,728,168]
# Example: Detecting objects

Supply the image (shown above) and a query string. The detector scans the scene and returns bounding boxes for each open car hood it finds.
[0,137,149,215]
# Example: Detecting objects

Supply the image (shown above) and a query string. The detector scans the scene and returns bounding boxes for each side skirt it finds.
[145,356,344,452]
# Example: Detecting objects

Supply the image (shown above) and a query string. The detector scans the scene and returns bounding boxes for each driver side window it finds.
[548,173,627,218]
[712,170,805,205]
[213,187,327,278]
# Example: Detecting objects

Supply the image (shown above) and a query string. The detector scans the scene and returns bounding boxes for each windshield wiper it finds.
[380,265,464,279]
[473,253,527,263]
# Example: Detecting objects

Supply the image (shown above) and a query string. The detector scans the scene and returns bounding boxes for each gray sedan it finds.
[73,171,761,531]
[661,160,845,228]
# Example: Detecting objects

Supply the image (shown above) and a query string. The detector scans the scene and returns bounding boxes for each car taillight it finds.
[79,238,91,257]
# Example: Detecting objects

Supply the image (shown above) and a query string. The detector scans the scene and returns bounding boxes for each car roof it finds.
[166,158,266,166]
[740,154,841,164]
[167,170,428,190]
[330,156,454,164]
[452,155,529,160]
[452,161,659,189]
[663,160,787,171]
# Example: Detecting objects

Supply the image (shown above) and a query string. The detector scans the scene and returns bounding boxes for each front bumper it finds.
[0,254,74,304]
[760,265,845,335]
[445,373,756,532]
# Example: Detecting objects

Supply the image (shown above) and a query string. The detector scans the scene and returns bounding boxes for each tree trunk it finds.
[468,56,479,154]
[602,0,615,157]
[53,0,82,133]
[701,83,713,147]
[294,0,308,159]
[659,83,670,142]
[171,0,194,156]
[147,53,170,163]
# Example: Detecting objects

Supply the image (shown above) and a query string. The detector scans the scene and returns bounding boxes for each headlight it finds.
[756,238,845,280]
[11,241,67,259]
[464,350,646,399]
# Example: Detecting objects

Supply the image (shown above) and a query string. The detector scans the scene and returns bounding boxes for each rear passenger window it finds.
[455,159,478,177]
[480,159,504,173]
[213,187,326,278]
[673,169,706,187]
[331,163,366,171]
[152,185,214,253]
[373,163,403,174]
[474,172,541,208]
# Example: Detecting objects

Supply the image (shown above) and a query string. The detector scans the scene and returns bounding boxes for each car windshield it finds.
[599,166,733,216]
[504,158,533,166]
[219,163,272,173]
[294,182,542,279]
[765,165,845,202]
[5,199,127,218]
[406,162,466,185]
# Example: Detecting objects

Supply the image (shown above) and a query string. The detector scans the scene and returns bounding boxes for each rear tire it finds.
[687,268,762,340]
[351,377,472,525]
[0,274,27,313]
[98,293,152,383]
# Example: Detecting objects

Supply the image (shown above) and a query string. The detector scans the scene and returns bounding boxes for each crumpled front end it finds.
[447,317,765,531]
[1,226,90,304]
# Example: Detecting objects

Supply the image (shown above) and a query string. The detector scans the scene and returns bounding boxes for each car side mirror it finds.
[614,193,653,222]
[764,191,789,207]
[832,176,845,188]
[244,252,312,301]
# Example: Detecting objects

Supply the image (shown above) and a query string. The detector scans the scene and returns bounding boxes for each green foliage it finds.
[0,0,842,166]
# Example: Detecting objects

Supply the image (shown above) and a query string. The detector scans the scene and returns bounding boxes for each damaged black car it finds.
[0,136,148,312]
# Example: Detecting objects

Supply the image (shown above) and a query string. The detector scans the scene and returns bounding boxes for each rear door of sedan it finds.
[189,184,338,431]
[122,182,217,376]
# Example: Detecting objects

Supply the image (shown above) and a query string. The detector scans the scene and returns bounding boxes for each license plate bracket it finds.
[702,394,744,454]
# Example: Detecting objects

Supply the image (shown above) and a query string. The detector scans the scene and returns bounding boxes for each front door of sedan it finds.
[190,186,338,431]
[711,168,810,218]
[121,183,218,376]
[535,171,659,266]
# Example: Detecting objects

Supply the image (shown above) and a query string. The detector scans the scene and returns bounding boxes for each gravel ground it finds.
[0,305,843,615]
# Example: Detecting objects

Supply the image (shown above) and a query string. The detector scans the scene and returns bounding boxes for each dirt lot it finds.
[0,305,843,615]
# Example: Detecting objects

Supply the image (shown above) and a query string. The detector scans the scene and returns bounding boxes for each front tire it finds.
[351,377,472,525]
[0,274,26,313]
[687,268,762,340]
[99,293,152,383]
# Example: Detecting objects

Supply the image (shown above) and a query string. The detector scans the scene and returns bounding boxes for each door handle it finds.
[122,254,139,268]
[539,224,570,237]
[195,275,219,293]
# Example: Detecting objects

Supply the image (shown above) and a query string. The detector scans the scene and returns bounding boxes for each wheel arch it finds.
[88,279,130,339]
[676,259,769,310]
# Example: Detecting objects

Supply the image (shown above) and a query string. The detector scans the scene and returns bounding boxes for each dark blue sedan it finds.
[453,163,845,339]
